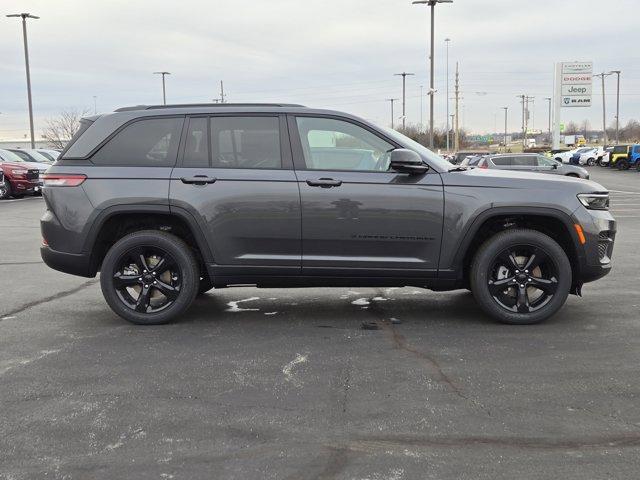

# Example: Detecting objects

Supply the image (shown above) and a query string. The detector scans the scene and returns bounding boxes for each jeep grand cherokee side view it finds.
[40,104,616,325]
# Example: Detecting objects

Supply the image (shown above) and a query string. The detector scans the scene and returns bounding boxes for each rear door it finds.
[289,115,443,276]
[169,115,301,276]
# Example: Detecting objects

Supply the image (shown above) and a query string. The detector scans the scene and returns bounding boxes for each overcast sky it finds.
[1,0,639,140]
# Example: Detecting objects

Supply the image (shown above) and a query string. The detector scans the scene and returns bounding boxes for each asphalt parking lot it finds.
[1,167,639,480]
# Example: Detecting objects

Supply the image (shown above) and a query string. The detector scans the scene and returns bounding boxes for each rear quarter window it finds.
[91,117,183,167]
[491,156,511,166]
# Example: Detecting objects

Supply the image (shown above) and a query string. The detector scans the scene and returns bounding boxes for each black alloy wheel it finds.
[487,245,558,314]
[470,229,571,325]
[100,231,199,325]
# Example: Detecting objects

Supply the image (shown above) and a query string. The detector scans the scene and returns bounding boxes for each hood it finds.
[0,161,47,172]
[441,167,605,193]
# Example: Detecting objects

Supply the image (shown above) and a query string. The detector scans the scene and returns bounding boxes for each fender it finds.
[440,205,585,280]
[82,204,214,265]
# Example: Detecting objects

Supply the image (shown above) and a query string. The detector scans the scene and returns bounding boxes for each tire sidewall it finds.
[470,229,572,325]
[100,231,199,325]
[0,179,10,199]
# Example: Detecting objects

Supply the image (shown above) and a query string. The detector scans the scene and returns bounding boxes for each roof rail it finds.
[114,103,306,112]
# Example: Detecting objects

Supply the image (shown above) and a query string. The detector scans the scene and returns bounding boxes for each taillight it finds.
[42,173,87,187]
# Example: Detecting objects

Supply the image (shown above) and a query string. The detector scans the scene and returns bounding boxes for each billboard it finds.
[560,62,593,108]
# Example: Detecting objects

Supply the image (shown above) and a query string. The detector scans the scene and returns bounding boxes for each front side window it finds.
[92,117,183,167]
[211,116,281,169]
[296,117,394,171]
[537,156,557,167]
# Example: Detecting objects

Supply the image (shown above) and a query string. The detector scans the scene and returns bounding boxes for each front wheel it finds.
[100,230,199,325]
[587,158,596,166]
[470,229,571,325]
[617,159,629,170]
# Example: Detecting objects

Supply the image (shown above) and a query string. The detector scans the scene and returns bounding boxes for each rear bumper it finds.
[40,245,94,278]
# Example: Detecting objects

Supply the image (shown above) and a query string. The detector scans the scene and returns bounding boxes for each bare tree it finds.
[42,109,90,150]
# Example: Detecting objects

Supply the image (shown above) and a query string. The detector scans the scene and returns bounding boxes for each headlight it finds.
[577,193,609,210]
[10,169,28,178]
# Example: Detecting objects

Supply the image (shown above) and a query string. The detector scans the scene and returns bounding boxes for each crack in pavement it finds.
[366,288,492,417]
[346,432,640,451]
[0,279,99,319]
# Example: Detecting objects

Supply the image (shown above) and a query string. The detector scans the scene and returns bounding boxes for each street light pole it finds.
[7,13,39,149]
[394,72,414,129]
[609,70,621,144]
[413,0,453,148]
[594,72,613,145]
[420,85,424,128]
[445,37,451,151]
[153,71,171,105]
[502,107,508,152]
[544,97,552,143]
[387,98,399,129]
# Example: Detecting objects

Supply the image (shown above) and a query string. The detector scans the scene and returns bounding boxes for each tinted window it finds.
[183,117,209,167]
[9,150,31,162]
[296,117,394,171]
[537,155,557,167]
[492,156,511,166]
[211,117,281,169]
[513,155,536,166]
[92,117,183,167]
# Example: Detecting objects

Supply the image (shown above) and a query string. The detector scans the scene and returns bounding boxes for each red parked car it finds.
[0,149,47,199]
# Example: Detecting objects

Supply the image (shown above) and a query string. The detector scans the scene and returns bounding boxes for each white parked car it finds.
[578,148,600,166]
[36,149,60,162]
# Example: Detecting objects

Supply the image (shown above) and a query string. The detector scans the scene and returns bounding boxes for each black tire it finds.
[617,159,629,171]
[470,229,571,325]
[586,158,596,167]
[0,178,11,200]
[100,230,199,325]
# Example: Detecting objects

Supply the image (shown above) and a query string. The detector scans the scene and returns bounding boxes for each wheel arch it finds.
[447,207,584,290]
[83,205,213,275]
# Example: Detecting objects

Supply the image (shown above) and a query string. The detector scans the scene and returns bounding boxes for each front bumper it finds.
[41,245,94,278]
[572,207,616,285]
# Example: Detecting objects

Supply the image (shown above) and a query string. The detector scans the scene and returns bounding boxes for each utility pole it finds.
[545,97,552,143]
[524,95,534,146]
[517,94,525,147]
[153,71,171,105]
[454,62,460,151]
[93,96,97,115]
[594,72,612,145]
[420,85,424,129]
[445,37,451,151]
[386,98,399,129]
[609,70,621,144]
[394,72,414,129]
[220,80,226,103]
[7,12,39,149]
[502,107,508,152]
[412,0,453,148]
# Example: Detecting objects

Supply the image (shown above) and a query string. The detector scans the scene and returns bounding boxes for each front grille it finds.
[26,169,39,181]
[597,231,614,263]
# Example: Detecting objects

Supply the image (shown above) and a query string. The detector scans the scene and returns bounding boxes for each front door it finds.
[288,115,443,277]
[170,115,301,276]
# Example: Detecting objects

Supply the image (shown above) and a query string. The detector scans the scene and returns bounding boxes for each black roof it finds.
[115,103,306,112]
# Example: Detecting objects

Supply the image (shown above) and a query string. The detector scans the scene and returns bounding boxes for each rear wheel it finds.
[586,157,596,166]
[0,178,10,200]
[617,159,629,170]
[470,229,571,325]
[100,230,199,325]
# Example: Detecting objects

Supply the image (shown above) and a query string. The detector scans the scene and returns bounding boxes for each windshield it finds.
[23,149,52,163]
[379,126,453,171]
[0,149,25,163]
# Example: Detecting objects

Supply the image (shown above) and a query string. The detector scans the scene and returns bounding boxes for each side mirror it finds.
[390,149,429,175]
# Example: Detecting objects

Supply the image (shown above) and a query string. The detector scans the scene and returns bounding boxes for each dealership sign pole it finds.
[553,61,593,149]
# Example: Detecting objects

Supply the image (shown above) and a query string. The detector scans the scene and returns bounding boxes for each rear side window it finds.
[492,156,511,166]
[513,156,535,166]
[59,119,93,158]
[91,117,183,167]
[211,116,281,169]
[183,117,209,167]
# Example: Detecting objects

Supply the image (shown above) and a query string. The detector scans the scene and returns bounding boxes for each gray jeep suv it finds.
[41,103,616,325]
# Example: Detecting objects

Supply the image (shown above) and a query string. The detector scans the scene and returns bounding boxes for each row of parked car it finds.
[550,145,640,170]
[0,148,60,200]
